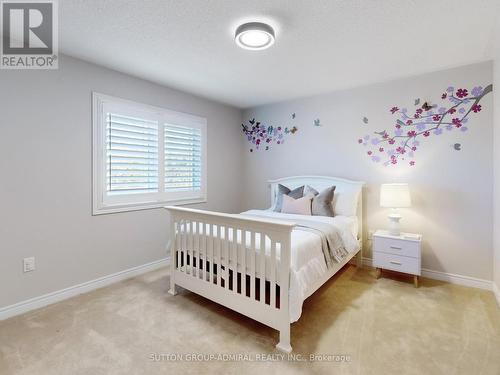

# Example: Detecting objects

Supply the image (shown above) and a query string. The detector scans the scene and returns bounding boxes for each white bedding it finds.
[240,210,359,322]
[178,210,359,322]
[240,210,358,269]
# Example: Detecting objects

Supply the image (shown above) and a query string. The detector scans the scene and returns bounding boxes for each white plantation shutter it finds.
[106,113,159,195]
[93,93,207,214]
[164,124,202,192]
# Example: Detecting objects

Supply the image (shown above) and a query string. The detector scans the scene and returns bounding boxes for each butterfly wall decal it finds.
[422,102,437,111]
[313,118,321,127]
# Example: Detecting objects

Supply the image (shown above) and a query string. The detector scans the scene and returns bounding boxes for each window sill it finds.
[92,197,207,215]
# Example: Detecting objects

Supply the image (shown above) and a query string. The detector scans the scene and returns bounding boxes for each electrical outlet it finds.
[368,230,374,240]
[23,257,35,273]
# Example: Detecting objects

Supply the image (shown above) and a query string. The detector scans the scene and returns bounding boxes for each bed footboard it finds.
[165,206,295,352]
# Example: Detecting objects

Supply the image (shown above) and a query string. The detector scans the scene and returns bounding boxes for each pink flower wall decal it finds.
[452,118,462,128]
[242,118,298,152]
[456,89,468,98]
[358,84,492,166]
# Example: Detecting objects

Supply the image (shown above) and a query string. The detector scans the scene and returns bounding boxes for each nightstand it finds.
[373,230,422,287]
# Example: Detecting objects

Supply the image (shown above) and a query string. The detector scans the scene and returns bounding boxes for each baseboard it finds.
[493,282,500,307]
[2,256,496,321]
[0,258,169,321]
[361,257,493,291]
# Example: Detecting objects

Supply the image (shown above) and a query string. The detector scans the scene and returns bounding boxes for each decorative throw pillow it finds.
[273,184,304,212]
[333,189,360,217]
[304,185,336,217]
[304,185,319,197]
[281,195,312,215]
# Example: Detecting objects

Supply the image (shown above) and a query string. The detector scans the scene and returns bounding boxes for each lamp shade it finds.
[380,183,411,208]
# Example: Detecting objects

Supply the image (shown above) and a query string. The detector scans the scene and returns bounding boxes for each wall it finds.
[243,62,493,281]
[0,56,495,311]
[0,55,243,308]
[494,22,500,301]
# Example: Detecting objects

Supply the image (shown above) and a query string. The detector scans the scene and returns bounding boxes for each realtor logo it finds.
[1,0,58,69]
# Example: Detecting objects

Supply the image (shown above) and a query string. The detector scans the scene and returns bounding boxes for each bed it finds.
[165,176,365,352]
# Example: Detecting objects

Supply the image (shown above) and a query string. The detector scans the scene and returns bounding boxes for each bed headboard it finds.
[268,175,365,242]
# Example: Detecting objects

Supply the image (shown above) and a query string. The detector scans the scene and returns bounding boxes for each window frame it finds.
[92,92,207,215]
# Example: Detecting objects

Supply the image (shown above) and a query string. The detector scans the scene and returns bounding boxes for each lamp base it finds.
[388,212,402,236]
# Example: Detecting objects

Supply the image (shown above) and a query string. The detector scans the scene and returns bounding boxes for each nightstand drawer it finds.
[373,236,420,258]
[373,252,420,275]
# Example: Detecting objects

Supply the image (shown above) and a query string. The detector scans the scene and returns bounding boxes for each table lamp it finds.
[380,183,411,236]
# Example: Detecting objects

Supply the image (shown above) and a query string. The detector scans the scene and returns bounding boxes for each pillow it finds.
[333,189,360,217]
[281,195,312,215]
[303,185,318,197]
[273,184,304,212]
[304,185,336,217]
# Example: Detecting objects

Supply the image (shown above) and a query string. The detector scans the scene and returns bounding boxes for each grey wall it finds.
[0,55,496,310]
[243,62,493,281]
[494,24,500,295]
[0,55,243,308]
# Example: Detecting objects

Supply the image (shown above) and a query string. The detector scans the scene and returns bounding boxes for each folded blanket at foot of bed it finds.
[240,213,349,268]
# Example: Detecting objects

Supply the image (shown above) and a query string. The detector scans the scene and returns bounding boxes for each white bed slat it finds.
[260,234,265,304]
[175,221,180,271]
[192,222,196,276]
[241,230,246,297]
[181,220,186,273]
[224,226,229,290]
[196,221,203,279]
[215,225,220,286]
[201,222,206,281]
[191,221,195,276]
[250,231,256,300]
[208,224,213,284]
[232,228,237,293]
[270,240,276,308]
[187,221,192,275]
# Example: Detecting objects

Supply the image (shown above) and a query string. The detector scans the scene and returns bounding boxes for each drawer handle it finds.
[389,261,402,265]
[390,246,402,250]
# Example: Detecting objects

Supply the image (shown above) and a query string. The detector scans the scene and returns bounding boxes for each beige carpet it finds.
[1,265,499,375]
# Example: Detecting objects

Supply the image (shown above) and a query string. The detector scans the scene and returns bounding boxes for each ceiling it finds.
[59,0,500,108]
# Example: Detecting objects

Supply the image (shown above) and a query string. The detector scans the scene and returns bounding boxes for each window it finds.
[92,93,207,214]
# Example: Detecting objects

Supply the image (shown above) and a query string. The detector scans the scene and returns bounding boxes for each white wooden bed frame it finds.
[165,176,365,352]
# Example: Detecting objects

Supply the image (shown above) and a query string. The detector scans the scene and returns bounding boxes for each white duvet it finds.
[240,210,359,322]
[178,210,359,322]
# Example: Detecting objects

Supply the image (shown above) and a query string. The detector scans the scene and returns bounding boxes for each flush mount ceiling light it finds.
[235,22,275,50]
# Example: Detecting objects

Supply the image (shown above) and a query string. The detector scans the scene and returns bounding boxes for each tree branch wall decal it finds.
[358,84,492,166]
[242,118,298,152]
